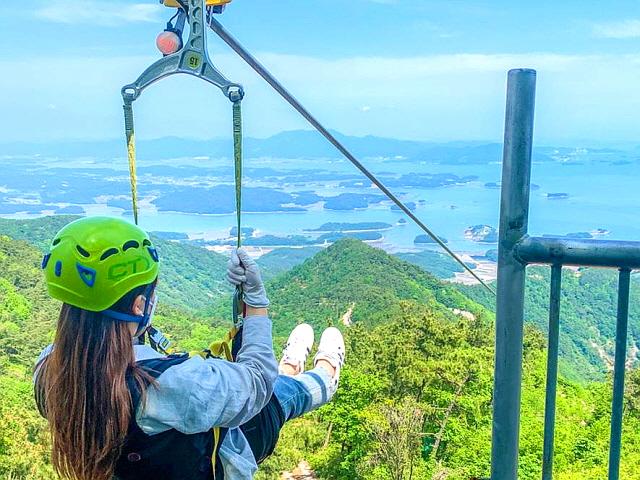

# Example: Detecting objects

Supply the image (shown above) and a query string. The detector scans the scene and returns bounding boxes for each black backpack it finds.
[114,354,227,480]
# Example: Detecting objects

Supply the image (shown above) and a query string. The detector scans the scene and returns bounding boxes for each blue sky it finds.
[2,0,640,144]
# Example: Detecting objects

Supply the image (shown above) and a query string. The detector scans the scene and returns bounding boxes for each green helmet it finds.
[42,216,159,312]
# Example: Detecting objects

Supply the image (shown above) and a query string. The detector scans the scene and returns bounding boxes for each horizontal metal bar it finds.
[515,236,640,269]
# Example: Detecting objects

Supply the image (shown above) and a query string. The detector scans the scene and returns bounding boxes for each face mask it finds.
[134,293,157,337]
[145,294,158,324]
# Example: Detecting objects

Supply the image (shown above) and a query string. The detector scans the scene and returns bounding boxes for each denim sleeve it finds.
[137,315,278,435]
[33,344,54,380]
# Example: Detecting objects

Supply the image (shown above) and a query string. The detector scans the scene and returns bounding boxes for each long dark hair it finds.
[36,283,155,480]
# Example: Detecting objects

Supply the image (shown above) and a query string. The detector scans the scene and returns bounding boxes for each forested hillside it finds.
[208,238,489,337]
[255,247,323,281]
[0,216,230,312]
[458,267,640,381]
[2,217,640,479]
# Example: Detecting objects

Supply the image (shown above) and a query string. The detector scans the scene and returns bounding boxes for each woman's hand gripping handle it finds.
[227,248,269,317]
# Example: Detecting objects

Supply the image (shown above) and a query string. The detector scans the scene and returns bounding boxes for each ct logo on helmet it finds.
[108,256,152,281]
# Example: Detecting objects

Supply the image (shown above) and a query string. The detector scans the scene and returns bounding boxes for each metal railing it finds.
[491,69,640,480]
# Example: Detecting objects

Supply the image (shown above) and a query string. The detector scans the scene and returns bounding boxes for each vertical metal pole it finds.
[542,264,562,480]
[608,268,631,480]
[492,68,537,480]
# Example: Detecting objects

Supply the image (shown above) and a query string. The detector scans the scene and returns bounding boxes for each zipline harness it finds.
[121,0,495,357]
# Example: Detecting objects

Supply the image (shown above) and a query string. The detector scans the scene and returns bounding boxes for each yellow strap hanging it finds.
[192,326,239,362]
[123,99,139,225]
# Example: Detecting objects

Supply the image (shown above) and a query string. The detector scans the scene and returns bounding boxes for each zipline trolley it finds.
[121,0,245,354]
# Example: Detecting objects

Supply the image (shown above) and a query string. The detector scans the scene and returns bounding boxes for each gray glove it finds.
[226,248,270,308]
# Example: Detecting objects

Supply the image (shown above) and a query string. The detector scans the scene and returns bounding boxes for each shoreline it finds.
[446,253,498,285]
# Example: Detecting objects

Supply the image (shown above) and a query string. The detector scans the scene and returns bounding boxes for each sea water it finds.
[119,155,640,254]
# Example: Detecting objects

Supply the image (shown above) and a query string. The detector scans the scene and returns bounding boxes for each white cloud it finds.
[1,51,640,143]
[35,1,162,26]
[593,19,640,39]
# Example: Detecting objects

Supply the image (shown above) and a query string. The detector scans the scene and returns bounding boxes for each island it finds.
[151,231,189,241]
[546,193,569,200]
[204,235,313,247]
[317,232,383,243]
[414,234,448,244]
[396,250,474,279]
[230,226,256,237]
[0,203,56,214]
[566,232,592,239]
[338,180,373,188]
[484,249,499,262]
[153,185,309,214]
[305,222,392,233]
[107,198,134,210]
[465,225,498,243]
[55,205,85,214]
[385,173,478,188]
[542,232,594,240]
[199,230,383,248]
[323,193,386,211]
[291,191,324,206]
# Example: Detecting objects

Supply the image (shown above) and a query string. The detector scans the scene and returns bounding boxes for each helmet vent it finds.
[100,248,119,261]
[41,254,51,269]
[148,247,159,263]
[52,238,61,246]
[76,245,90,258]
[123,240,140,251]
[143,239,152,247]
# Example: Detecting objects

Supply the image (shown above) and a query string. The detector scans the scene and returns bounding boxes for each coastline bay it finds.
[2,135,639,265]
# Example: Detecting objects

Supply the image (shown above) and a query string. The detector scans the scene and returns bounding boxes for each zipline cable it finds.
[208,18,496,295]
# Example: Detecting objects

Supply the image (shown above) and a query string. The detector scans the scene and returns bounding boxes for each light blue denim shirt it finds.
[36,314,278,480]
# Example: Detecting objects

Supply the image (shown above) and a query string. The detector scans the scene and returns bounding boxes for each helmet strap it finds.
[102,285,157,337]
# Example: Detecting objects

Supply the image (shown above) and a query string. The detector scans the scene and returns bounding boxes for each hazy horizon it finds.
[3,1,640,145]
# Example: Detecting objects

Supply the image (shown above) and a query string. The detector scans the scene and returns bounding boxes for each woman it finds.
[34,216,345,480]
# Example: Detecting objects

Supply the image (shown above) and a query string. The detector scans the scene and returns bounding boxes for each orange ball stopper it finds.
[156,31,181,55]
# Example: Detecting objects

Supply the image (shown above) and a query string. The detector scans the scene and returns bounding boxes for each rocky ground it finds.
[281,461,317,480]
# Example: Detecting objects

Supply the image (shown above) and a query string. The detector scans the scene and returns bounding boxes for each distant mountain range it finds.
[3,130,637,164]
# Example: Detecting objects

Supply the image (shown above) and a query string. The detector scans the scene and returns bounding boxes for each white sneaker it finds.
[314,327,345,385]
[279,323,315,375]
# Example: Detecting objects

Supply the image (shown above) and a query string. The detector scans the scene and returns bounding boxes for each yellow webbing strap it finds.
[123,99,139,225]
[193,326,239,362]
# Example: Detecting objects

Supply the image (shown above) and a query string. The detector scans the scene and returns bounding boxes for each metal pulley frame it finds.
[121,0,245,331]
[122,0,243,103]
